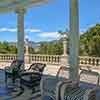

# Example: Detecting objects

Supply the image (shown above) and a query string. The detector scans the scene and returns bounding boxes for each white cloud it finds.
[0,27,41,33]
[0,28,17,32]
[38,32,61,39]
[25,28,41,32]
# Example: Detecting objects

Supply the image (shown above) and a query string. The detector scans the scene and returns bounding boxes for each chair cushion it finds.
[64,87,96,100]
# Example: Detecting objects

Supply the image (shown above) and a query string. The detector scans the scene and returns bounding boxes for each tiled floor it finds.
[0,69,41,100]
[0,69,100,100]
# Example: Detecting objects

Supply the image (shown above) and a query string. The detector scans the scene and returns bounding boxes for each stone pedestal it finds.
[60,55,69,67]
[63,34,68,55]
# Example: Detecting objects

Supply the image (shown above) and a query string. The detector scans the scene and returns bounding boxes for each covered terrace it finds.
[0,0,100,100]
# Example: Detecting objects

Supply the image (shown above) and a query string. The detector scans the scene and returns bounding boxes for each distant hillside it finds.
[9,41,40,48]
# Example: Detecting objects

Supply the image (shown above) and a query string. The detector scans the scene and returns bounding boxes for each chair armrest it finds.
[40,76,74,100]
[5,66,10,70]
[60,81,79,100]
[56,80,75,100]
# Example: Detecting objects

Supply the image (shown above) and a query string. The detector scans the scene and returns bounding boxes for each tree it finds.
[38,40,63,55]
[0,41,17,54]
[80,24,100,57]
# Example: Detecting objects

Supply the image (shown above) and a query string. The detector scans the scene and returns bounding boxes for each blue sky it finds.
[0,0,100,42]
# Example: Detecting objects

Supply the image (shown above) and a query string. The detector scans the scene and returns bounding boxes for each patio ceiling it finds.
[0,0,49,13]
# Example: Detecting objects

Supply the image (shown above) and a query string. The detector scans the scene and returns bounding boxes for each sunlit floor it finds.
[0,69,100,100]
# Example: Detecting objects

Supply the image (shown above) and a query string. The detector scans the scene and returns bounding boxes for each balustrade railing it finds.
[79,56,100,69]
[0,54,17,62]
[29,54,60,64]
[0,54,61,65]
[0,54,100,69]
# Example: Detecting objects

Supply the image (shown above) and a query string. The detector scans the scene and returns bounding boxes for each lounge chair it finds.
[20,63,46,92]
[40,65,74,100]
[5,60,24,83]
[40,66,98,100]
[59,69,99,100]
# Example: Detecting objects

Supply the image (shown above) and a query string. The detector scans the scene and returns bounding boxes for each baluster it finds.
[33,55,34,62]
[42,56,44,62]
[8,55,10,61]
[88,58,91,65]
[40,55,42,62]
[58,56,60,64]
[34,55,36,62]
[51,56,52,63]
[46,56,48,64]
[87,57,89,65]
[94,58,96,67]
[39,55,40,62]
[55,56,57,64]
[50,56,52,64]
[40,56,42,63]
[98,59,100,66]
[85,58,87,65]
[52,56,54,64]
[48,56,50,63]
[96,58,99,66]
[47,56,49,63]
[82,57,85,65]
[92,58,95,65]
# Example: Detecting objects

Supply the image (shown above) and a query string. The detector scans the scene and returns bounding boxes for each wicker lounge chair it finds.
[5,60,24,83]
[20,63,46,92]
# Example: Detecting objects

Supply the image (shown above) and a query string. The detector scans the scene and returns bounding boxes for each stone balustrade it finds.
[79,56,100,69]
[29,54,61,65]
[0,54,100,69]
[0,54,61,65]
[0,54,17,62]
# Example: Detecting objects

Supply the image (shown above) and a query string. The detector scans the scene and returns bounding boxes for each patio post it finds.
[25,36,30,64]
[16,9,25,65]
[69,0,79,81]
[63,33,68,56]
[60,33,68,66]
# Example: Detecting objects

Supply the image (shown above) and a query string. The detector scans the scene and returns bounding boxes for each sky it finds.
[0,0,100,42]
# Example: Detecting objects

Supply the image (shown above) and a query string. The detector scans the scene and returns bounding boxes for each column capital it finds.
[16,8,26,14]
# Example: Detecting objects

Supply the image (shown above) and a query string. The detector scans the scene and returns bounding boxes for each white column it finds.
[16,9,25,62]
[25,37,29,64]
[60,34,68,66]
[25,38,29,56]
[69,0,79,81]
[63,34,68,56]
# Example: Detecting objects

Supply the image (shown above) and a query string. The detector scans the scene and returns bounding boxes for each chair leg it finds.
[5,72,7,83]
[12,77,15,84]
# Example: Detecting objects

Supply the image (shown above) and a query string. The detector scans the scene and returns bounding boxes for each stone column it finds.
[63,34,68,55]
[25,36,30,64]
[69,0,79,81]
[60,34,69,66]
[16,9,25,63]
